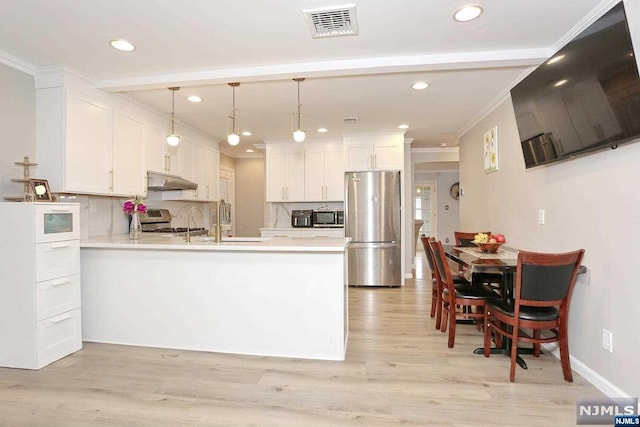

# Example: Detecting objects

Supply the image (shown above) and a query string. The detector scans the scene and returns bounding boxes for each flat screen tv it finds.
[511,2,640,168]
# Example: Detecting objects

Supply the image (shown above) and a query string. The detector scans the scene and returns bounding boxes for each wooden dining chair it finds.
[454,231,492,247]
[483,249,585,382]
[420,235,467,330]
[429,240,499,348]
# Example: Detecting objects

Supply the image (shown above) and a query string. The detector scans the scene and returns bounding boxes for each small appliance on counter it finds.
[312,209,344,228]
[291,209,313,228]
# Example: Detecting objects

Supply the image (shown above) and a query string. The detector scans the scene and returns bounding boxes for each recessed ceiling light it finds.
[110,39,135,52]
[554,79,568,87]
[245,149,254,153]
[398,124,409,129]
[453,5,483,22]
[439,143,448,147]
[546,55,565,65]
[186,95,202,103]
[317,128,328,133]
[242,131,252,136]
[412,81,429,90]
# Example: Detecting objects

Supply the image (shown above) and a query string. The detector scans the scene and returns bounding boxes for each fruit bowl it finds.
[474,242,504,253]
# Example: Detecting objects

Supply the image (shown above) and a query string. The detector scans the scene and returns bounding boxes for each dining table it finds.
[443,244,530,368]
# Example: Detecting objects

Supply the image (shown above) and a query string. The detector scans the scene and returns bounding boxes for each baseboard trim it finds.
[542,344,630,398]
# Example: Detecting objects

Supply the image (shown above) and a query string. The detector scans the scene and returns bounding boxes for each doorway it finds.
[414,181,437,241]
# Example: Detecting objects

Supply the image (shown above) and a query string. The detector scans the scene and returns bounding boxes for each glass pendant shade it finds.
[227,133,240,146]
[293,129,306,142]
[166,134,180,146]
[166,87,180,146]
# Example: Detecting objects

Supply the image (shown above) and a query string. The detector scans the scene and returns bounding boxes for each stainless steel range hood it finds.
[147,171,198,191]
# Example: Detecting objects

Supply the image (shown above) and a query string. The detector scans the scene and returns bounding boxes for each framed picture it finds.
[484,126,499,173]
[29,179,52,201]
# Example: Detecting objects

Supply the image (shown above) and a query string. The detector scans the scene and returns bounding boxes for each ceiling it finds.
[0,0,608,157]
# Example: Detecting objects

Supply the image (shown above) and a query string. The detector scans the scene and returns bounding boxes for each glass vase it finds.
[129,212,142,240]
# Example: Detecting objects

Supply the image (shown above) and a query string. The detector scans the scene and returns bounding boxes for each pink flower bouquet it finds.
[122,196,147,215]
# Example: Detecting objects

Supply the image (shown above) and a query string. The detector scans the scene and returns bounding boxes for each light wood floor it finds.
[0,253,604,426]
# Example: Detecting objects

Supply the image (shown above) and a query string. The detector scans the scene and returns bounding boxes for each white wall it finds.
[0,64,35,199]
[459,8,640,394]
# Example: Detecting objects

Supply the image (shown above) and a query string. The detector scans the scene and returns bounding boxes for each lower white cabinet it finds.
[261,228,345,238]
[0,203,82,369]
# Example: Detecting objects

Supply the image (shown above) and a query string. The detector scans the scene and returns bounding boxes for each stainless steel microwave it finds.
[312,210,344,228]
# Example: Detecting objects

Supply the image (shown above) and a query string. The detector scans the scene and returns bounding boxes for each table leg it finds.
[472,266,536,370]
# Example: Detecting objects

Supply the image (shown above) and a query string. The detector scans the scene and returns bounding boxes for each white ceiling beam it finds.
[97,48,552,92]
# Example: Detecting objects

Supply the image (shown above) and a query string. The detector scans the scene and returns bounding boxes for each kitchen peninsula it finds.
[80,235,348,361]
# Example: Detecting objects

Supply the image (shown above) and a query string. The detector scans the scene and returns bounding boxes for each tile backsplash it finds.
[64,194,212,238]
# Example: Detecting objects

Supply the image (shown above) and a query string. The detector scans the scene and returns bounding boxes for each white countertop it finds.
[81,234,349,252]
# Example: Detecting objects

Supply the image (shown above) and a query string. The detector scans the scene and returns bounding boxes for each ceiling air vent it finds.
[343,116,359,124]
[304,5,358,39]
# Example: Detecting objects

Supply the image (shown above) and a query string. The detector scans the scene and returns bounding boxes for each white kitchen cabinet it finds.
[183,140,219,201]
[112,110,147,196]
[0,203,82,370]
[265,145,305,202]
[202,145,220,201]
[36,88,147,196]
[344,133,404,171]
[145,124,182,175]
[305,143,344,201]
[63,91,113,194]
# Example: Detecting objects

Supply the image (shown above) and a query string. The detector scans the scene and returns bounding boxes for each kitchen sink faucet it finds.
[212,199,227,243]
[185,206,203,243]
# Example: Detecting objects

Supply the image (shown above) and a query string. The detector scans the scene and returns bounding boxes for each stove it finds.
[140,209,208,236]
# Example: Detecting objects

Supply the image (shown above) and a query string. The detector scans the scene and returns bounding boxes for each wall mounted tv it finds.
[511,2,640,168]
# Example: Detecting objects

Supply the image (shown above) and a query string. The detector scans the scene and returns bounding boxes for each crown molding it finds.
[0,50,38,76]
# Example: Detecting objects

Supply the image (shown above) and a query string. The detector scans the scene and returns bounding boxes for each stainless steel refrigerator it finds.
[345,171,401,287]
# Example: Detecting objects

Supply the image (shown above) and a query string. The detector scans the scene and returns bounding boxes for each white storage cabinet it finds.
[344,133,404,171]
[305,143,344,201]
[265,145,305,202]
[0,203,82,369]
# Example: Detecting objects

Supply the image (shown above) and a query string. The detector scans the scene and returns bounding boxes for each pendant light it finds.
[166,87,180,146]
[292,78,305,142]
[226,83,240,146]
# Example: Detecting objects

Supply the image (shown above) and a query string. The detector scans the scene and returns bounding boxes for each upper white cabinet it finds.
[202,145,220,201]
[344,133,404,171]
[145,124,182,176]
[266,145,305,202]
[37,88,147,197]
[63,92,113,194]
[305,143,344,201]
[112,110,146,196]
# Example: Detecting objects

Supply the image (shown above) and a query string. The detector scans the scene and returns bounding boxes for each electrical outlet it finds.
[538,209,545,225]
[602,329,613,353]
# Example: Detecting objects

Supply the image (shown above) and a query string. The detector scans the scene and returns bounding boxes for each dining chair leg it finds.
[430,283,437,318]
[483,312,492,357]
[533,330,541,357]
[440,303,448,333]
[559,321,573,382]
[435,292,442,330]
[448,309,456,348]
[509,333,518,382]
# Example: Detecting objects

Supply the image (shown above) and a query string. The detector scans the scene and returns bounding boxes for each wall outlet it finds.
[602,329,613,353]
[538,209,545,225]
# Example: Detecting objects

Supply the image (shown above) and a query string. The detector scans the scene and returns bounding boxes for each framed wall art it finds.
[484,126,499,173]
